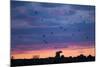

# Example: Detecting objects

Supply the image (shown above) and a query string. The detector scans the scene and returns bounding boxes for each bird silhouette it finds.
[34,11,38,14]
[51,32,54,34]
[42,34,46,38]
[59,26,63,29]
[43,40,48,44]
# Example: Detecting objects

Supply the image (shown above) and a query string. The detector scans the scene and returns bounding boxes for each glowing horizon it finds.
[11,45,95,59]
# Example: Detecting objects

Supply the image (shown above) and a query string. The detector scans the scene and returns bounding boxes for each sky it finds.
[11,1,95,59]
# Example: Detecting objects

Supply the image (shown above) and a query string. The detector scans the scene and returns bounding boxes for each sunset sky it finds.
[11,1,95,59]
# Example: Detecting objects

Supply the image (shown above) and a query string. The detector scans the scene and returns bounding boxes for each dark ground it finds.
[11,54,95,67]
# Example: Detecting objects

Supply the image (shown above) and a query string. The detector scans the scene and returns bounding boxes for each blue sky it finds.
[11,1,95,51]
